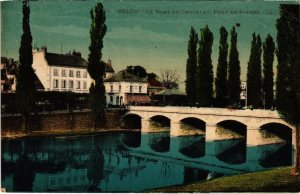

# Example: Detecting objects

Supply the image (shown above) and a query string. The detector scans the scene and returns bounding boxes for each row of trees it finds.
[185,25,242,107]
[185,25,276,108]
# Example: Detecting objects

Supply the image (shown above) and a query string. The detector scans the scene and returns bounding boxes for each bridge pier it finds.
[141,119,151,133]
[170,121,181,136]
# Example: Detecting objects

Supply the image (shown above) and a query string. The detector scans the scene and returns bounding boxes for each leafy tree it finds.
[185,27,198,105]
[228,26,241,106]
[126,65,147,78]
[262,34,275,109]
[247,33,262,108]
[147,72,158,80]
[276,4,300,175]
[16,0,36,131]
[87,2,107,129]
[196,26,214,107]
[215,26,229,107]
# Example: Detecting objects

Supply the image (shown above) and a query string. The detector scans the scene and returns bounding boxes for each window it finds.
[83,71,87,78]
[139,86,142,93]
[53,79,59,88]
[130,85,133,93]
[76,81,81,89]
[110,85,113,92]
[61,69,66,77]
[69,70,74,77]
[69,80,74,89]
[110,96,113,103]
[61,80,66,88]
[83,81,87,89]
[53,68,59,76]
[119,85,121,92]
[76,70,81,78]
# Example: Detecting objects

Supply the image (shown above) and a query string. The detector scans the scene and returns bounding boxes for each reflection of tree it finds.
[13,154,35,192]
[87,145,104,192]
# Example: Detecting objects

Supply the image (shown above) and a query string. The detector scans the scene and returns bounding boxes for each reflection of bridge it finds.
[123,133,292,175]
[125,106,296,147]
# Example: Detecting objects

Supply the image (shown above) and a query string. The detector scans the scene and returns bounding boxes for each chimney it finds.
[41,46,47,53]
[108,59,112,66]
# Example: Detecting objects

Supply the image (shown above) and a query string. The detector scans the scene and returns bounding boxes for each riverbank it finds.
[1,128,139,139]
[150,167,300,192]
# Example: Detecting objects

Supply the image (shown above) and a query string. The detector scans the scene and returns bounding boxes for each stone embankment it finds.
[1,109,131,139]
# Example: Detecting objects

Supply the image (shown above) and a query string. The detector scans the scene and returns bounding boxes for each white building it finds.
[32,47,114,93]
[104,70,151,106]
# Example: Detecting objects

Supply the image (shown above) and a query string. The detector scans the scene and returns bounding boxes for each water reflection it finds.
[1,132,292,192]
[178,135,205,158]
[148,132,170,152]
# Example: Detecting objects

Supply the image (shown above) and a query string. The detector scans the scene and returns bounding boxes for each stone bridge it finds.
[124,106,296,147]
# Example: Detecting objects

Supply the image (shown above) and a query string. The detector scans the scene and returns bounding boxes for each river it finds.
[1,131,292,192]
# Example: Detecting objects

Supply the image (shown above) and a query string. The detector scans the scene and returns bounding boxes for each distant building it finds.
[32,47,114,93]
[1,57,17,92]
[104,70,151,106]
[147,78,164,97]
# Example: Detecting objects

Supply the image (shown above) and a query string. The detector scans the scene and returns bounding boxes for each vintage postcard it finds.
[1,0,299,192]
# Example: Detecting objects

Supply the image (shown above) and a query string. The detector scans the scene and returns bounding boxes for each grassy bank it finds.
[150,167,300,192]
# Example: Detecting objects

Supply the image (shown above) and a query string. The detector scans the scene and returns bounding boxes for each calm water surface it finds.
[1,132,292,192]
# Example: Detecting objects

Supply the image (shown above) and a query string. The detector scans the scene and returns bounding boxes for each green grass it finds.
[149,167,300,192]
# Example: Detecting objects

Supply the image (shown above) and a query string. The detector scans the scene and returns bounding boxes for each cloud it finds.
[31,24,88,38]
[106,26,184,43]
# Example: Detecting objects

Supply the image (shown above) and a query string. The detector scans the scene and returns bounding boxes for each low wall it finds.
[1,109,123,132]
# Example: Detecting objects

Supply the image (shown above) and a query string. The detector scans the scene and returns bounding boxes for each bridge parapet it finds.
[129,106,282,119]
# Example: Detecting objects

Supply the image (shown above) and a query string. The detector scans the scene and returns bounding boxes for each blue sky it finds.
[1,0,295,86]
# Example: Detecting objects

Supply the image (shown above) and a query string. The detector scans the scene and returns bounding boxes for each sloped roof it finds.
[45,53,88,68]
[104,70,147,83]
[45,53,114,73]
[148,78,163,87]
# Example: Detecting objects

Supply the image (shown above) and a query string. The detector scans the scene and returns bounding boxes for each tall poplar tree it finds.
[16,0,36,131]
[262,34,275,109]
[87,3,107,129]
[228,26,241,106]
[185,27,198,105]
[215,26,229,107]
[276,4,300,175]
[247,33,262,108]
[196,26,214,107]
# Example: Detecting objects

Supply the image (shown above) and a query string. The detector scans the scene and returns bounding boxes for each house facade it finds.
[32,47,114,93]
[104,70,150,106]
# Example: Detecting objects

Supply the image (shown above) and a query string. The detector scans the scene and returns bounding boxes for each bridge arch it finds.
[179,117,206,134]
[259,122,293,143]
[122,113,142,130]
[149,115,171,132]
[216,120,247,139]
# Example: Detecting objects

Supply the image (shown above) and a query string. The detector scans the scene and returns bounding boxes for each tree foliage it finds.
[197,26,214,107]
[126,65,147,78]
[247,33,262,108]
[87,2,107,129]
[262,34,275,109]
[276,4,300,175]
[16,0,36,130]
[228,26,241,106]
[185,27,198,104]
[215,26,229,107]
